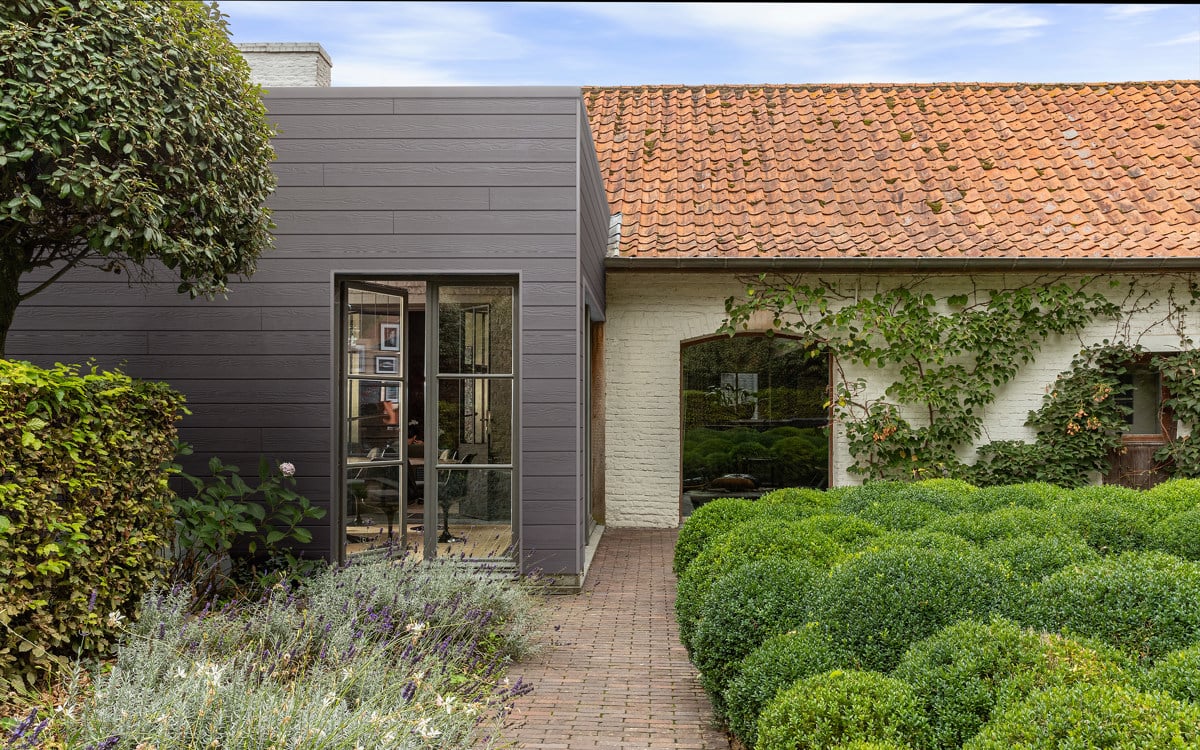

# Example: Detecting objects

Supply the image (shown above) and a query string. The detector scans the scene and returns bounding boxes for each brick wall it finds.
[603,270,1197,528]
[236,43,331,87]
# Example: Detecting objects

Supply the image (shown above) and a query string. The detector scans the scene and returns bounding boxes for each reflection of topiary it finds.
[815,546,1011,671]
[893,617,1129,749]
[1018,551,1200,662]
[673,497,764,575]
[691,559,822,715]
[722,625,851,748]
[965,683,1200,749]
[756,670,930,750]
[676,517,841,651]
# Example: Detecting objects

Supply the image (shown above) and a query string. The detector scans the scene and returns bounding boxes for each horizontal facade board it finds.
[4,331,150,355]
[148,331,330,356]
[177,451,329,474]
[180,402,330,429]
[23,282,328,308]
[171,380,330,405]
[523,282,577,305]
[39,355,329,381]
[266,98,395,116]
[522,378,577,403]
[521,402,577,428]
[274,163,325,186]
[177,427,264,453]
[521,329,578,355]
[521,475,577,502]
[521,354,576,378]
[390,210,576,235]
[522,306,577,331]
[521,524,576,552]
[272,210,395,235]
[268,186,491,211]
[388,98,578,115]
[522,450,577,476]
[246,258,575,284]
[524,427,578,453]
[520,500,577,526]
[269,234,577,260]
[489,187,577,210]
[520,548,577,575]
[269,114,577,139]
[272,138,576,164]
[9,306,264,331]
[261,427,331,453]
[321,162,576,187]
[261,307,331,331]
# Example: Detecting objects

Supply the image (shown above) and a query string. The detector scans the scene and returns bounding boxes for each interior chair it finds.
[437,453,475,543]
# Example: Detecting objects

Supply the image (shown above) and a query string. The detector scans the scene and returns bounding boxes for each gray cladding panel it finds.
[5,88,595,567]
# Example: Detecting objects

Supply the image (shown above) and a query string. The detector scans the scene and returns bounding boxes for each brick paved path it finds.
[502,528,730,750]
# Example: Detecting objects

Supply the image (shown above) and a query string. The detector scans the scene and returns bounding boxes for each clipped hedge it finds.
[961,482,1063,512]
[982,532,1098,582]
[0,360,185,691]
[964,683,1200,749]
[927,507,1065,545]
[1019,550,1200,662]
[1050,495,1151,555]
[1147,509,1200,561]
[1139,643,1200,704]
[675,516,841,651]
[672,497,763,575]
[722,625,850,749]
[892,617,1129,749]
[815,546,1012,672]
[690,559,821,714]
[756,669,930,750]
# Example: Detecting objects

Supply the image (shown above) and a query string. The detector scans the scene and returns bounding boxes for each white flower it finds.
[405,621,428,637]
[105,611,125,628]
[435,694,458,715]
[279,462,296,477]
[414,717,441,739]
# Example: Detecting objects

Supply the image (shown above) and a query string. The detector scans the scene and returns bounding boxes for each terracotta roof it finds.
[583,83,1200,261]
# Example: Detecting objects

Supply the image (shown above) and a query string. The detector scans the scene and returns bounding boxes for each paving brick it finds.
[503,529,729,749]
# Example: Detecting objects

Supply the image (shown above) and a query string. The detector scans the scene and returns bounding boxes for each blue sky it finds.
[219,2,1200,86]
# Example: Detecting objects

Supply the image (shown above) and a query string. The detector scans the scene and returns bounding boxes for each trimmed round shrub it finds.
[795,513,885,546]
[1139,643,1200,703]
[815,546,1012,671]
[673,497,764,575]
[1143,478,1200,514]
[983,532,1099,582]
[838,480,971,515]
[852,498,947,531]
[759,487,839,514]
[675,517,841,650]
[928,507,1065,544]
[1147,510,1200,561]
[756,670,930,750]
[1018,550,1200,661]
[722,625,851,748]
[829,743,909,750]
[691,559,822,713]
[1050,497,1151,555]
[963,483,1064,512]
[964,683,1200,749]
[850,528,978,556]
[893,617,1129,749]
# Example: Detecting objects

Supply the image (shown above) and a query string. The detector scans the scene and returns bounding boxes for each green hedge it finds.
[0,360,185,692]
[1139,643,1200,704]
[672,497,763,576]
[964,683,1200,749]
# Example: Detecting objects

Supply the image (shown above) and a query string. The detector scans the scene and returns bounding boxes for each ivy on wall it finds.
[722,274,1200,485]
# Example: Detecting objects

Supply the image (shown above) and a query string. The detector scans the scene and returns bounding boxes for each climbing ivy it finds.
[722,276,1121,480]
[1152,349,1200,477]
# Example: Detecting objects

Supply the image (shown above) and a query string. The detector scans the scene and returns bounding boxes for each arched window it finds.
[681,334,829,510]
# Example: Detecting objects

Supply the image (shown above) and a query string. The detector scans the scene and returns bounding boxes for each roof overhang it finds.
[605,257,1200,273]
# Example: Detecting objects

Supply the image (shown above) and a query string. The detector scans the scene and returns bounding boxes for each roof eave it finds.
[605,256,1200,273]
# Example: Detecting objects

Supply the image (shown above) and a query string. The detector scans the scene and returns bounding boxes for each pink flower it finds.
[279,462,296,477]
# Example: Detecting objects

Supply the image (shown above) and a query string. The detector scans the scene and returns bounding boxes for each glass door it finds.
[427,282,516,560]
[341,283,409,557]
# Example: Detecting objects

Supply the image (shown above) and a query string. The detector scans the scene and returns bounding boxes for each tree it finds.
[0,0,276,353]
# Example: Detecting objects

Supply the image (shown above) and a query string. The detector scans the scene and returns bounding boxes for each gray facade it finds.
[7,87,609,581]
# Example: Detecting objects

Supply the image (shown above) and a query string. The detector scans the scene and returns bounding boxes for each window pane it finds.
[437,378,512,465]
[438,286,513,375]
[347,289,404,376]
[1130,368,1161,434]
[344,463,408,554]
[681,336,829,499]
[346,378,402,459]
[434,466,512,557]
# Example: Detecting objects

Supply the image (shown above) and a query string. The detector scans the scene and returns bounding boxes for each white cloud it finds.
[1104,4,1174,19]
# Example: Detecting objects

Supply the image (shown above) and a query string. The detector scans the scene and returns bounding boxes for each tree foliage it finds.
[0,0,276,351]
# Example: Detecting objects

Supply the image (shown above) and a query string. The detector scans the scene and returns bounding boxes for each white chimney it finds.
[236,42,331,87]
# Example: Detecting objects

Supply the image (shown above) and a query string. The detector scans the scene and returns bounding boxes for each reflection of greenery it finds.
[682,427,828,489]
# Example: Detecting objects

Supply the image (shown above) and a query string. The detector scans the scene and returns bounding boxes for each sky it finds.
[218,2,1200,87]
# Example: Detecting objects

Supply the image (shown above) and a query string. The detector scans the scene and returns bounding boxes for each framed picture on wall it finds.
[381,385,400,404]
[380,322,400,351]
[375,356,398,375]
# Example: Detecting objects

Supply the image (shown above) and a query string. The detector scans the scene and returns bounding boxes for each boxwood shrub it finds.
[927,507,1064,545]
[964,683,1200,749]
[1142,478,1200,515]
[0,360,186,692]
[673,497,764,575]
[814,545,1012,671]
[962,482,1063,512]
[1050,495,1151,555]
[690,559,822,714]
[983,532,1099,582]
[793,513,885,546]
[758,486,838,514]
[851,498,947,531]
[721,624,851,748]
[892,617,1130,749]
[1138,643,1200,704]
[675,517,841,651]
[1018,550,1200,662]
[755,669,930,750]
[1146,510,1200,561]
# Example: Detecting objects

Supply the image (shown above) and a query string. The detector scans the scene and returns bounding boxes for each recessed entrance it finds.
[339,278,517,561]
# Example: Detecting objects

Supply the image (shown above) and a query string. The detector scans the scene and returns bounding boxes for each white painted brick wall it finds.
[604,271,1200,528]
[237,43,331,88]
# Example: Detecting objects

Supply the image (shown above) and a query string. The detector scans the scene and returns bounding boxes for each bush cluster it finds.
[675,477,1200,748]
[0,360,185,693]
